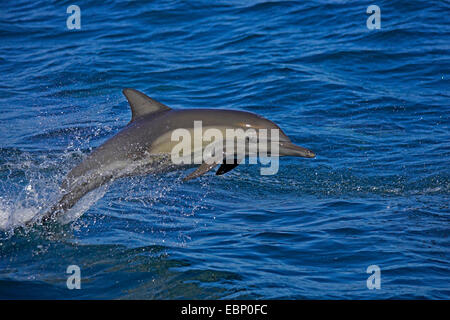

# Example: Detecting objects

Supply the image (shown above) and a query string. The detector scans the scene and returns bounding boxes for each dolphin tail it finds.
[40,187,86,224]
[40,174,113,225]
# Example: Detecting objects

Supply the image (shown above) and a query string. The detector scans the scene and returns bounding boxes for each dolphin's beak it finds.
[279,142,315,158]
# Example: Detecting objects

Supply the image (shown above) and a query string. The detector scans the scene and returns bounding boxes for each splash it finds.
[0,199,39,231]
[0,149,188,232]
[0,172,58,231]
[0,149,81,232]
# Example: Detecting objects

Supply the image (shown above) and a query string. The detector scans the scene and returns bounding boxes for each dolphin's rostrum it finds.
[41,89,315,223]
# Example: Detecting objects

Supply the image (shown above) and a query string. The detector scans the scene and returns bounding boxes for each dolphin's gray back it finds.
[151,108,283,131]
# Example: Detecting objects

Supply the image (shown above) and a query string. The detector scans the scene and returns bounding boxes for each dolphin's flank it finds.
[40,88,315,223]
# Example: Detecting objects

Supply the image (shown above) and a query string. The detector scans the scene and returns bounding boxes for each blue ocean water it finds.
[0,0,449,299]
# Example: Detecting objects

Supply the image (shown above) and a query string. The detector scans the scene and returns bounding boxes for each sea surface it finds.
[0,0,449,299]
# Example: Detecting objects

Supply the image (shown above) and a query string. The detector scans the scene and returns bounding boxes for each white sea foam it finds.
[0,200,38,231]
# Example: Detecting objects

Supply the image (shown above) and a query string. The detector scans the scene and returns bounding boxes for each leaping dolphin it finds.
[41,89,315,223]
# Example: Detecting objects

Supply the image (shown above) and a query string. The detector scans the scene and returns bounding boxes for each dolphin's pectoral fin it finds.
[122,88,171,122]
[183,161,219,181]
[216,160,240,175]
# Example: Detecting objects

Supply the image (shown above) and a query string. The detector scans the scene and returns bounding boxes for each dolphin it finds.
[40,88,315,223]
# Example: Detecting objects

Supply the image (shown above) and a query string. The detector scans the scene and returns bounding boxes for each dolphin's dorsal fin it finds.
[122,88,171,122]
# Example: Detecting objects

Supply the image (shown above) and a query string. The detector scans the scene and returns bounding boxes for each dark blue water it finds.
[0,0,449,299]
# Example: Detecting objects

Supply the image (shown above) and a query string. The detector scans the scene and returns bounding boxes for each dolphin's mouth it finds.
[279,142,315,158]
